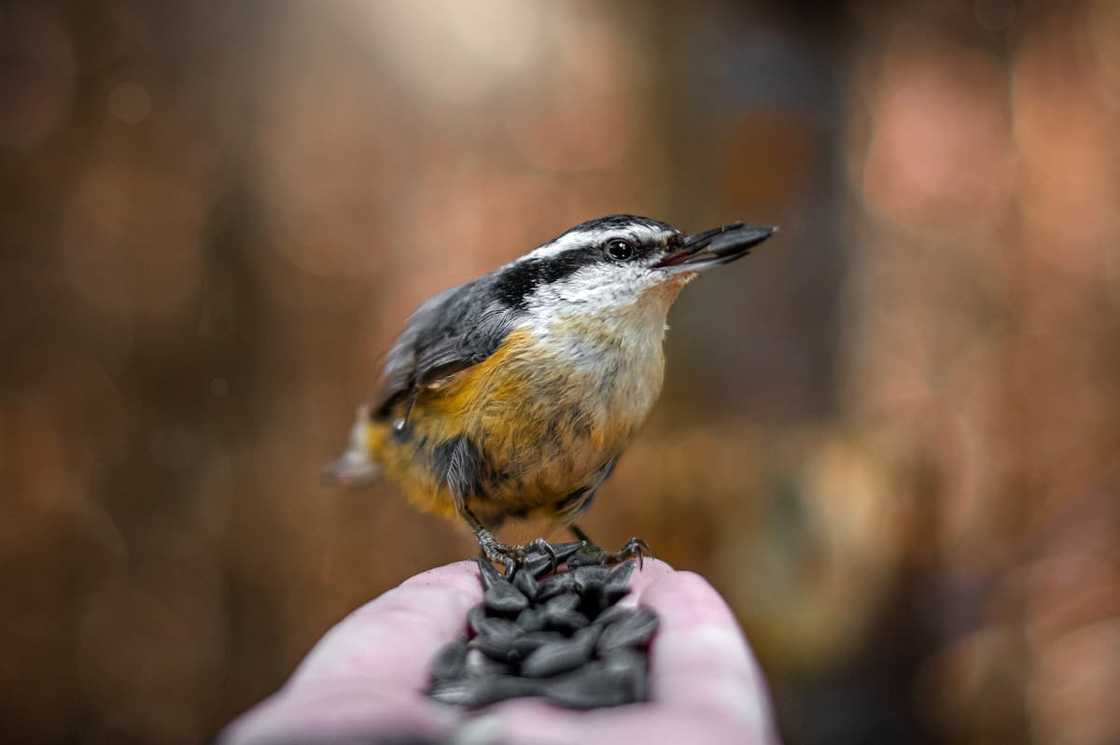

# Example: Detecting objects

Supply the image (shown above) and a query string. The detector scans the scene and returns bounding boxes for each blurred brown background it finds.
[2,1,1119,743]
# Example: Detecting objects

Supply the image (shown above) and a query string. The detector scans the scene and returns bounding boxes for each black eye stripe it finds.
[492,249,598,309]
[493,218,680,309]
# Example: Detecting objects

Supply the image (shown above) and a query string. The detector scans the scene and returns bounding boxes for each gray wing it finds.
[373,275,517,417]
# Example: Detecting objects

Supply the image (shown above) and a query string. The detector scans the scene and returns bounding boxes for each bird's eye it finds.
[605,238,635,261]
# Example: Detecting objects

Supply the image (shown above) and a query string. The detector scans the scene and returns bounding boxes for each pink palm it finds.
[220,560,778,745]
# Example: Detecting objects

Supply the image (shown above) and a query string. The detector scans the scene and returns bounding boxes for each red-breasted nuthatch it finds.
[326,215,776,570]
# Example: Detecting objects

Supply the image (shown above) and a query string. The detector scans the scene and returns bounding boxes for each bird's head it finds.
[493,215,776,321]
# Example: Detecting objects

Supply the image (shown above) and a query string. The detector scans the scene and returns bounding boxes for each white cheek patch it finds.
[525,263,658,318]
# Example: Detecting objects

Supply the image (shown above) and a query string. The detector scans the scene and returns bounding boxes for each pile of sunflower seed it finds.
[427,543,659,710]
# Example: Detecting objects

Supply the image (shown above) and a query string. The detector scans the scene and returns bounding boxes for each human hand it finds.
[219,560,778,745]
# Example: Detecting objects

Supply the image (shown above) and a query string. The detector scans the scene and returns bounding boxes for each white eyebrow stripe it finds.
[524,228,614,260]
[525,223,673,261]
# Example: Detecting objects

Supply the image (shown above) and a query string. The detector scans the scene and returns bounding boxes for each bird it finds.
[325,214,776,572]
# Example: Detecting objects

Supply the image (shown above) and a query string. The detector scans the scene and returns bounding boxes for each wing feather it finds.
[373,276,516,417]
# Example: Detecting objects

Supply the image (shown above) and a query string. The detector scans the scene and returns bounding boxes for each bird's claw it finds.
[475,525,648,576]
[567,536,651,569]
[479,537,574,577]
[614,536,650,569]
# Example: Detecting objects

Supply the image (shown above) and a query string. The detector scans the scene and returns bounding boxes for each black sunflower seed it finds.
[483,581,529,616]
[537,571,577,601]
[430,675,541,708]
[517,553,555,579]
[540,661,638,709]
[429,547,658,711]
[478,558,530,615]
[512,567,540,600]
[603,647,649,702]
[597,607,659,654]
[467,605,488,636]
[591,603,636,628]
[571,566,609,595]
[463,647,512,677]
[543,592,580,614]
[476,557,504,591]
[470,617,521,662]
[521,626,600,678]
[510,630,567,660]
[470,635,516,663]
[600,560,636,606]
[515,606,547,632]
[474,615,519,639]
[550,542,586,565]
[565,546,608,569]
[545,608,589,634]
[430,638,468,682]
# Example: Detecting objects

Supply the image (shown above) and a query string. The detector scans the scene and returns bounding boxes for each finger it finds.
[218,683,459,745]
[625,557,675,599]
[638,571,775,738]
[218,561,482,745]
[289,560,482,693]
[465,698,754,745]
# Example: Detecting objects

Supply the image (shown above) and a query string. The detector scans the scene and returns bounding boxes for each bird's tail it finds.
[321,405,381,487]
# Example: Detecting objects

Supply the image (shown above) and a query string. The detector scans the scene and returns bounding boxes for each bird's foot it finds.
[477,533,583,577]
[568,536,651,569]
[613,536,651,568]
[476,532,525,576]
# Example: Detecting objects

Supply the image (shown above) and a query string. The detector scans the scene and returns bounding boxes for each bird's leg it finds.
[568,524,651,568]
[462,506,561,576]
[569,524,596,548]
[474,525,519,576]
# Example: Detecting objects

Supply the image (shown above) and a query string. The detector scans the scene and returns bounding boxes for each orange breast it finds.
[367,325,663,527]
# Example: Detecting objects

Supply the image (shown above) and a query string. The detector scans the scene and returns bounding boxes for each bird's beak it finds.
[654,223,777,272]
